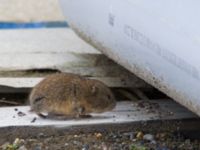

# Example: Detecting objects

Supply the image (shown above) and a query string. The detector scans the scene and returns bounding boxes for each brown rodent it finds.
[29,73,116,119]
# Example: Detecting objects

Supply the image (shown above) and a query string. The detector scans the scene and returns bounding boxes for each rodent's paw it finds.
[44,113,76,120]
[78,114,92,118]
[37,113,47,119]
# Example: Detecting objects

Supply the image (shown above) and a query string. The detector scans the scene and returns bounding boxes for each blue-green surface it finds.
[0,21,68,29]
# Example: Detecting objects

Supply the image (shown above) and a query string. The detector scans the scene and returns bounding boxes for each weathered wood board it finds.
[0,77,149,89]
[0,28,150,89]
[0,100,197,128]
[0,28,97,54]
[0,28,108,71]
[0,28,98,70]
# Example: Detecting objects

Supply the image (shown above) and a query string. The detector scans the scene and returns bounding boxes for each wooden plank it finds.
[0,53,117,71]
[133,89,150,100]
[0,28,98,54]
[0,77,149,88]
[0,28,104,71]
[0,28,151,88]
[0,65,144,78]
[61,66,130,77]
[0,0,64,22]
[0,100,197,128]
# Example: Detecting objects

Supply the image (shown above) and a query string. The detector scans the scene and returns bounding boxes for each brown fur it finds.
[29,73,116,118]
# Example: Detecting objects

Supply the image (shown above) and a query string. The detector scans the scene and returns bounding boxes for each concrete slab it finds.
[0,101,197,128]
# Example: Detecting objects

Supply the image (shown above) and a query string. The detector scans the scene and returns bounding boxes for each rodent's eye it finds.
[33,96,45,104]
[107,95,111,99]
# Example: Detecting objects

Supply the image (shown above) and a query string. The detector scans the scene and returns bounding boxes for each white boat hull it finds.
[59,0,200,116]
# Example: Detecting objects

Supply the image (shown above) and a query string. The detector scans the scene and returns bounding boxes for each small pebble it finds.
[64,143,69,146]
[185,139,191,144]
[95,132,103,139]
[31,117,37,123]
[74,135,78,138]
[143,134,154,142]
[168,111,174,115]
[156,146,169,150]
[0,142,10,149]
[136,131,144,140]
[37,133,45,138]
[132,139,137,142]
[101,143,108,150]
[14,108,18,111]
[28,139,37,142]
[13,138,25,147]
[151,140,157,144]
[123,132,135,140]
[82,144,89,150]
[156,133,166,140]
[73,141,81,145]
[18,145,28,150]
[17,111,26,117]
[33,144,42,150]
[13,138,20,145]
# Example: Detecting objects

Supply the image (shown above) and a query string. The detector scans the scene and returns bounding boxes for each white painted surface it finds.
[0,101,196,127]
[59,0,200,116]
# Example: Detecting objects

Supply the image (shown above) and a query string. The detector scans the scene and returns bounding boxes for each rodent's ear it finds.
[91,85,98,95]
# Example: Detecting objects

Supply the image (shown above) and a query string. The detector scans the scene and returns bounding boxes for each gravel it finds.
[1,130,200,150]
